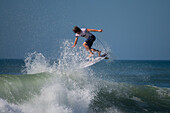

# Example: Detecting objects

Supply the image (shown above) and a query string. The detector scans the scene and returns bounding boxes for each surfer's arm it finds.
[87,29,103,32]
[72,37,78,48]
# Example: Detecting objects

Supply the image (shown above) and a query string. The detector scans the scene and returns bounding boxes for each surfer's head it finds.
[73,26,81,34]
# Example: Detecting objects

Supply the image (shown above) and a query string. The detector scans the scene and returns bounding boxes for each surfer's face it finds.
[76,31,81,34]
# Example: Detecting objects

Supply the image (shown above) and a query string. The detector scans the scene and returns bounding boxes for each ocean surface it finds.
[0,43,170,113]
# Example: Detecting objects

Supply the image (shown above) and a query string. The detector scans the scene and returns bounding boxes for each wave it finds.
[89,82,170,113]
[1,72,170,113]
[0,73,51,104]
[0,40,170,113]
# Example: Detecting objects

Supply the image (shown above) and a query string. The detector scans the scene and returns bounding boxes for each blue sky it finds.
[0,0,170,60]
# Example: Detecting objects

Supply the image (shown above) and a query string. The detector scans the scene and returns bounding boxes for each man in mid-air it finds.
[72,26,103,57]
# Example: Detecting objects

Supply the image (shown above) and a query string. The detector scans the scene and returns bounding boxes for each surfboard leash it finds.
[97,37,107,53]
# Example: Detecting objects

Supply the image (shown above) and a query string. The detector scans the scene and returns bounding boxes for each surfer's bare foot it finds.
[88,54,92,58]
[98,51,101,57]
[88,52,93,58]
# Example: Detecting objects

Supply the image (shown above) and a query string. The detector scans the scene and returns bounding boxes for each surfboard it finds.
[80,53,108,68]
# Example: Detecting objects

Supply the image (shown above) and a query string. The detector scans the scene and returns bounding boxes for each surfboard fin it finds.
[105,57,109,59]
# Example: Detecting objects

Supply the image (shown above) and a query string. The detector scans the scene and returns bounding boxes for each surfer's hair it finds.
[73,26,81,33]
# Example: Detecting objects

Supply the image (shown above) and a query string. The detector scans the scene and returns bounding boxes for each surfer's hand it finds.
[98,29,103,32]
[72,45,75,48]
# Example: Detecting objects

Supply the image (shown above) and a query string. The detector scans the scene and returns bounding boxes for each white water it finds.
[0,40,101,113]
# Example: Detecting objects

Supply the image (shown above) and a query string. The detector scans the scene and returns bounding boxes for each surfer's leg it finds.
[96,50,101,56]
[91,48,101,57]
[83,42,93,55]
[98,51,101,56]
[87,35,101,57]
[83,42,89,51]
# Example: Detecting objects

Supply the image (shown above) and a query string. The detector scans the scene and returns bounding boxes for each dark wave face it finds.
[89,83,170,113]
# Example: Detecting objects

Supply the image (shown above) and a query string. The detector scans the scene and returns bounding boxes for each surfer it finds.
[72,26,103,57]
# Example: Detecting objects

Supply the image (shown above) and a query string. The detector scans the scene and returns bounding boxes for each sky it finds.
[0,0,170,60]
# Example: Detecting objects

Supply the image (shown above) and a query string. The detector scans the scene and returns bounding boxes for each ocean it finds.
[0,42,170,113]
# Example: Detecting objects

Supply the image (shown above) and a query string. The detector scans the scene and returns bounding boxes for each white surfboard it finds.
[80,53,108,68]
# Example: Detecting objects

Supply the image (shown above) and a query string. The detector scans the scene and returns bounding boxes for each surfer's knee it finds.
[91,48,96,52]
[83,42,89,51]
[83,42,88,48]
[83,42,87,46]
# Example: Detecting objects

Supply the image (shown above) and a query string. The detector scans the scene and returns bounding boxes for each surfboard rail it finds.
[80,53,108,68]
